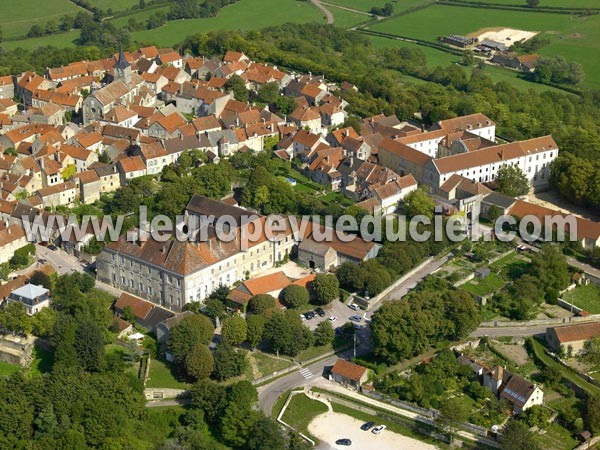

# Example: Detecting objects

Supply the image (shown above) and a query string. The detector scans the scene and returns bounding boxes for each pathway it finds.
[311,0,334,25]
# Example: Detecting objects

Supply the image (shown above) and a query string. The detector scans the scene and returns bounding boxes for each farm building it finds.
[546,322,600,355]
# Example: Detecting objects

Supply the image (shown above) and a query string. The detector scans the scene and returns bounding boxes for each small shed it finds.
[330,359,368,389]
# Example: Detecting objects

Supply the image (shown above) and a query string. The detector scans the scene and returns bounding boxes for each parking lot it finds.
[301,299,370,331]
[309,412,436,450]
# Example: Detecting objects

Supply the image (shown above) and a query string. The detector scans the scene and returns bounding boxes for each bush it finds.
[280,284,309,309]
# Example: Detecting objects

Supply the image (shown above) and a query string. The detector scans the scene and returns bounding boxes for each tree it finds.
[184,344,214,380]
[403,189,435,219]
[526,0,540,7]
[281,284,309,309]
[29,271,51,290]
[74,319,104,372]
[310,274,339,305]
[313,321,335,347]
[167,315,214,363]
[530,244,570,301]
[213,343,247,381]
[225,74,249,102]
[501,419,541,450]
[496,164,529,197]
[248,294,277,315]
[202,298,226,322]
[583,337,600,365]
[28,24,44,38]
[438,397,470,442]
[120,305,135,323]
[0,302,32,335]
[221,315,247,346]
[246,315,265,349]
[520,405,551,428]
[586,395,600,435]
[247,416,286,450]
[335,262,364,292]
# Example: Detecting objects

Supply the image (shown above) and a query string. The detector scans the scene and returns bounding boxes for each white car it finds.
[349,303,360,311]
[372,425,386,434]
[328,316,337,323]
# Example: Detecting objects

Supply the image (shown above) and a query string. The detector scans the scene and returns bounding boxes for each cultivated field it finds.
[369,4,600,89]
[129,0,324,47]
[0,0,85,40]
[326,0,425,13]
[454,0,600,7]
[87,0,140,13]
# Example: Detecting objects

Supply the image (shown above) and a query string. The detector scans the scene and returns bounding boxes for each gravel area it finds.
[309,412,436,450]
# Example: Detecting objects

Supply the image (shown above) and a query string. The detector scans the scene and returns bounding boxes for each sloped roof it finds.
[331,359,367,382]
[550,322,600,343]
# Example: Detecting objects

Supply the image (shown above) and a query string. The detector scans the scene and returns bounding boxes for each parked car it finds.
[360,421,375,431]
[305,311,315,320]
[328,316,337,323]
[38,259,47,264]
[48,244,58,251]
[300,314,307,321]
[335,439,352,446]
[349,315,362,322]
[315,307,326,317]
[372,425,386,434]
[349,303,360,311]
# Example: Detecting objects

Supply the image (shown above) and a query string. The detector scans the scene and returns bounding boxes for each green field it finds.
[563,284,600,314]
[145,358,191,390]
[326,0,426,13]
[88,0,140,13]
[369,4,600,89]
[280,393,328,437]
[130,0,324,47]
[453,0,600,7]
[0,0,85,40]
[111,6,171,29]
[329,7,372,29]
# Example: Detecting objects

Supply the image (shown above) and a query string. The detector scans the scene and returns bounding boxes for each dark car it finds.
[48,244,58,251]
[305,311,315,320]
[360,421,375,431]
[335,439,352,446]
[315,308,326,317]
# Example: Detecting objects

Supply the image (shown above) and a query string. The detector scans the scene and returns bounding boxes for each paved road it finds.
[383,254,450,301]
[471,324,549,338]
[36,244,123,297]
[258,325,371,416]
[311,0,334,25]
[146,398,191,408]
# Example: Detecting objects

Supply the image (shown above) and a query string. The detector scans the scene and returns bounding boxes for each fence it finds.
[480,315,600,328]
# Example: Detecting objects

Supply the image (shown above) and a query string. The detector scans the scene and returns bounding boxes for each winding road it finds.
[311,0,334,25]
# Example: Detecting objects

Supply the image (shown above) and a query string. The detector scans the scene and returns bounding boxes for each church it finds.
[82,48,147,125]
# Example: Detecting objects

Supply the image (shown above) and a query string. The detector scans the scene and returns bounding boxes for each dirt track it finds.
[311,0,334,24]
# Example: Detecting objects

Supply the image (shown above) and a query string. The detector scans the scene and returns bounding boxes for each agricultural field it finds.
[329,7,372,29]
[326,0,426,13]
[0,0,85,40]
[111,5,171,29]
[130,0,324,47]
[369,4,600,89]
[87,0,140,13]
[455,0,600,7]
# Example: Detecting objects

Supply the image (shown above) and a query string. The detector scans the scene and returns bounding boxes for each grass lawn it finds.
[563,284,600,314]
[456,0,600,7]
[536,422,579,450]
[296,344,334,363]
[0,361,21,377]
[491,252,529,280]
[369,4,600,89]
[145,358,191,390]
[111,6,171,29]
[0,0,85,40]
[251,351,295,378]
[130,0,324,47]
[462,272,505,297]
[281,393,328,437]
[325,0,394,12]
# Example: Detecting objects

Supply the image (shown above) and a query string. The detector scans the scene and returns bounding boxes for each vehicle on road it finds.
[328,316,337,323]
[38,259,47,264]
[48,245,58,251]
[349,315,362,322]
[335,439,352,446]
[349,303,360,311]
[360,421,375,431]
[315,308,326,317]
[372,425,386,434]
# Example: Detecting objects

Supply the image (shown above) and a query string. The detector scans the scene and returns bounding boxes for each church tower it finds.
[114,46,132,86]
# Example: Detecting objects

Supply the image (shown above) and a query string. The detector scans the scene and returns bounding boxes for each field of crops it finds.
[0,0,84,40]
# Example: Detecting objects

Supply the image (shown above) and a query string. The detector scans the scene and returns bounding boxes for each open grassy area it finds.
[462,272,505,297]
[454,0,600,7]
[145,358,191,390]
[369,4,600,89]
[130,0,324,47]
[329,7,372,29]
[326,0,427,13]
[281,393,328,436]
[250,351,295,378]
[88,0,140,13]
[0,0,85,40]
[0,361,21,377]
[563,284,600,314]
[1,31,80,50]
